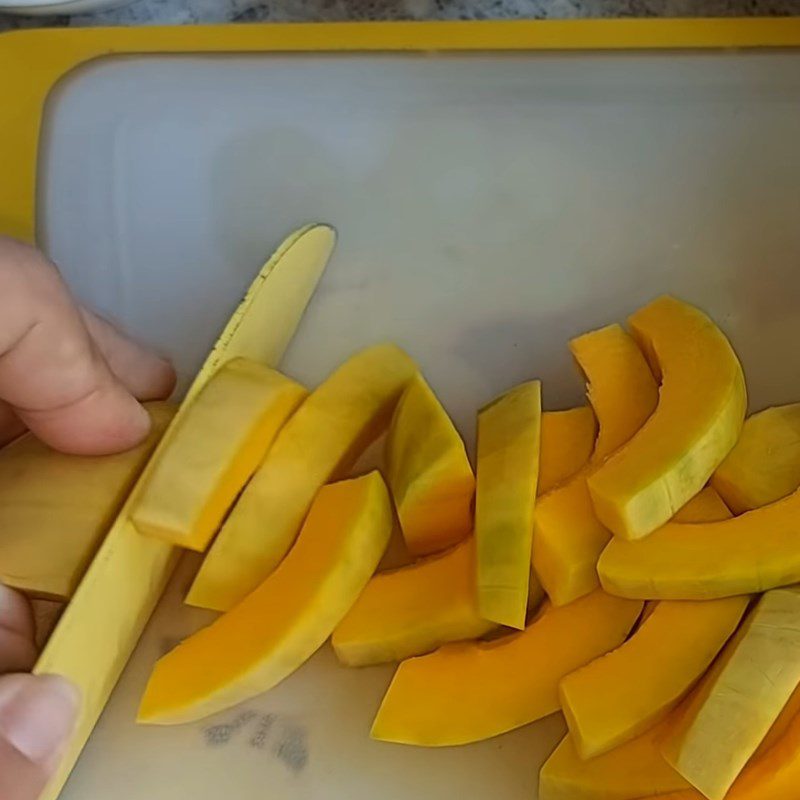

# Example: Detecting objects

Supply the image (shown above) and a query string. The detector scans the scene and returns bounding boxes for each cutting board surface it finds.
[38,50,800,799]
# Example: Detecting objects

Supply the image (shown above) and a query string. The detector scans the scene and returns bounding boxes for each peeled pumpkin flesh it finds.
[588,295,746,541]
[538,406,596,494]
[0,401,174,600]
[186,343,416,611]
[370,589,642,746]
[539,715,692,800]
[475,380,541,629]
[560,489,741,759]
[561,595,748,759]
[541,687,800,800]
[533,324,658,606]
[671,486,732,524]
[132,359,307,552]
[712,402,800,514]
[139,472,391,724]
[662,586,800,800]
[387,374,475,557]
[645,706,800,800]
[332,406,593,667]
[332,538,492,666]
[598,487,800,600]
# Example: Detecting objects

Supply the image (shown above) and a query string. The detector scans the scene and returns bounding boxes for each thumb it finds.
[0,674,78,800]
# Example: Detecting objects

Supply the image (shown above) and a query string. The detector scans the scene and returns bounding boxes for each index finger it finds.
[0,238,152,455]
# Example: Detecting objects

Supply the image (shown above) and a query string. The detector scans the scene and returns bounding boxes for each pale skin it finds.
[0,237,176,800]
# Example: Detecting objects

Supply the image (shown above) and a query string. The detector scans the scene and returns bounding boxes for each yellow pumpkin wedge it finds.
[588,296,746,541]
[645,706,800,800]
[539,716,691,800]
[561,595,748,759]
[662,587,800,800]
[132,359,306,552]
[598,488,800,600]
[370,589,642,746]
[475,380,542,629]
[139,472,391,725]
[538,406,596,494]
[559,487,741,758]
[533,324,658,606]
[332,406,593,667]
[187,343,416,611]
[754,684,800,760]
[332,538,492,666]
[713,402,800,514]
[387,374,474,556]
[0,402,174,600]
[542,682,800,800]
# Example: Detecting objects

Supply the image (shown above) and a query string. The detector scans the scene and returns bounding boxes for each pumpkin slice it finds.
[713,402,800,514]
[139,472,391,725]
[187,343,416,611]
[538,406,596,493]
[588,296,746,541]
[475,380,542,629]
[539,715,691,800]
[332,538,492,667]
[559,487,738,758]
[533,324,658,606]
[332,407,593,667]
[560,595,748,759]
[662,587,800,800]
[387,374,474,556]
[598,488,800,600]
[541,687,800,800]
[370,589,642,746]
[645,704,800,800]
[132,359,306,551]
[0,402,174,601]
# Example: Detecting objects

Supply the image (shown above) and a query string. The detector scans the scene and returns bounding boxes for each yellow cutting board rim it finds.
[1,18,800,242]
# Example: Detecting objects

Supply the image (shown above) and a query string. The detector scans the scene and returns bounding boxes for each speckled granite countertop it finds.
[0,0,796,31]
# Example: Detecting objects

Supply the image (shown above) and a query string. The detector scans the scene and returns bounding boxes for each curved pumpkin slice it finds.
[539,717,691,800]
[588,296,746,541]
[387,374,474,556]
[476,380,542,629]
[663,587,800,800]
[713,403,800,514]
[332,407,593,667]
[187,343,416,611]
[560,595,748,759]
[542,683,800,800]
[559,489,742,759]
[644,707,800,800]
[138,472,391,725]
[332,538,493,666]
[133,359,307,552]
[370,590,642,746]
[539,406,596,494]
[533,324,658,606]
[598,488,800,600]
[0,402,174,601]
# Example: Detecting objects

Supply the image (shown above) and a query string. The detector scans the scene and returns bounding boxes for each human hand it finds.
[0,237,176,799]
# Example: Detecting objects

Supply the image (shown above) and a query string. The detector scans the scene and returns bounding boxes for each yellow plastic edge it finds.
[2,18,800,241]
[32,222,336,800]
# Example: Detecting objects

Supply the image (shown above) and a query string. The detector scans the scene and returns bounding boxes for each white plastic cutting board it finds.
[38,50,800,800]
